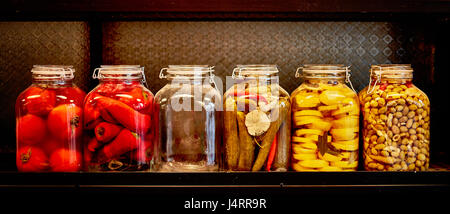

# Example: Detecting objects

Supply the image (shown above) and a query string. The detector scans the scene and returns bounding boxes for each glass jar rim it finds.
[160,65,215,79]
[232,64,278,79]
[297,64,349,79]
[94,65,144,80]
[31,65,75,80]
[370,64,413,79]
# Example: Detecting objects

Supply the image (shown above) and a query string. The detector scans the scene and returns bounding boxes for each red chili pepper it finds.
[230,91,268,104]
[265,133,278,172]
[95,122,122,143]
[96,96,151,134]
[97,129,141,163]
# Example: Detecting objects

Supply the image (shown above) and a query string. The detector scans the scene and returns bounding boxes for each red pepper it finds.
[379,83,388,91]
[406,82,413,88]
[95,122,122,143]
[230,91,268,104]
[117,87,153,111]
[87,137,101,152]
[97,129,141,163]
[96,96,151,133]
[265,133,278,172]
[131,135,153,163]
[84,94,102,129]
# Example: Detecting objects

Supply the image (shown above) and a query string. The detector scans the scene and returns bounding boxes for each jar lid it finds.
[159,65,214,78]
[93,65,144,79]
[232,64,278,79]
[370,64,413,79]
[296,64,348,78]
[31,65,75,79]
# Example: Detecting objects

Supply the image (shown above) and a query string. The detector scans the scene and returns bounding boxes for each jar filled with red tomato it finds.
[84,65,154,171]
[16,65,86,172]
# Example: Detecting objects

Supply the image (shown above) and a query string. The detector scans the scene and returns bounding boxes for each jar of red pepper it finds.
[16,65,86,172]
[84,65,154,171]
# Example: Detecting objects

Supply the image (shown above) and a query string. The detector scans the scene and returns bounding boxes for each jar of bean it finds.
[359,64,430,171]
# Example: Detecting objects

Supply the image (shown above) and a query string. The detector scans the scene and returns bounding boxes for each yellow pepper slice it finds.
[332,141,359,151]
[292,163,319,171]
[318,105,339,112]
[292,145,317,154]
[294,110,323,118]
[319,166,344,171]
[330,161,358,168]
[306,120,332,132]
[293,153,318,161]
[293,116,322,126]
[292,136,315,144]
[298,159,329,168]
[330,128,358,141]
[331,104,359,116]
[331,116,359,129]
[294,94,320,108]
[319,152,343,162]
[294,129,323,137]
[319,90,346,106]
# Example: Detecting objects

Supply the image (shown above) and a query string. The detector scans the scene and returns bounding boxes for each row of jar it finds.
[16,64,430,172]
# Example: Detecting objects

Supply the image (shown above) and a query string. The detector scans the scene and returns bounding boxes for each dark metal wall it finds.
[0,22,90,153]
[102,21,428,94]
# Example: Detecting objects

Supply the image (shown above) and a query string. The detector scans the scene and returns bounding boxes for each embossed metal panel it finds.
[102,21,425,94]
[0,22,90,152]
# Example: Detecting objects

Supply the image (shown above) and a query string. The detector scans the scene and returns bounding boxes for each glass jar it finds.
[223,65,291,172]
[16,65,86,172]
[359,64,430,171]
[291,65,359,171]
[154,65,222,171]
[84,65,154,171]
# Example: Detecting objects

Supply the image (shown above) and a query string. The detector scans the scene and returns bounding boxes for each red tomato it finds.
[55,87,86,106]
[16,146,49,172]
[49,148,82,172]
[47,104,83,141]
[23,86,56,116]
[40,138,62,156]
[17,114,47,145]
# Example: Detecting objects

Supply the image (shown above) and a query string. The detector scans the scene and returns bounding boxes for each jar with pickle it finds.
[223,65,291,172]
[84,65,154,171]
[359,64,430,171]
[291,65,359,171]
[154,65,222,171]
[16,65,86,172]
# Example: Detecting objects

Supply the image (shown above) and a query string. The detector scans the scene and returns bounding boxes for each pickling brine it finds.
[223,65,291,172]
[291,65,359,171]
[359,64,430,171]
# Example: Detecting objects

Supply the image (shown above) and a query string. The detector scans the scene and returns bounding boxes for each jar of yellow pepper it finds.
[359,64,430,171]
[291,65,359,171]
